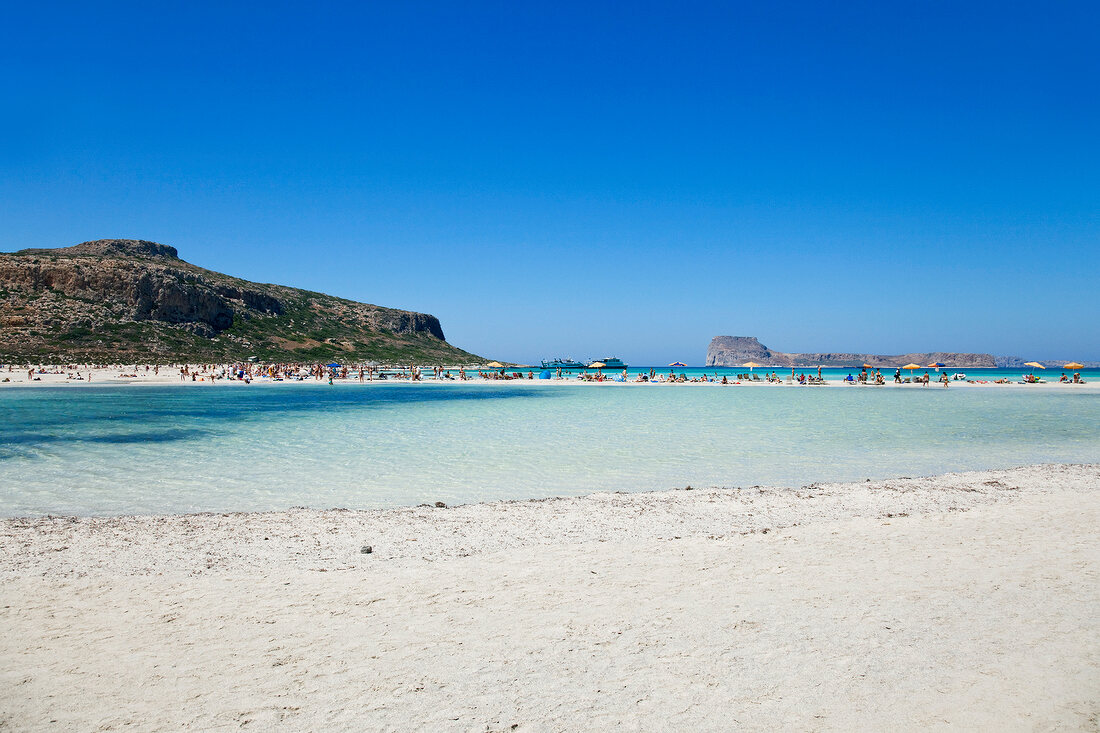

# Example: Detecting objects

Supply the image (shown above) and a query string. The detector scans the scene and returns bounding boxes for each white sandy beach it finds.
[2,364,1097,391]
[2,463,1098,730]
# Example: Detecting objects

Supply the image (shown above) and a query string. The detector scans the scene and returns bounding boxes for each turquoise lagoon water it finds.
[1,382,1097,516]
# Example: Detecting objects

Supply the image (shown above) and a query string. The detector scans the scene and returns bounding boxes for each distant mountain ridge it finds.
[706,336,1096,370]
[993,355,1100,369]
[706,336,1001,368]
[0,239,484,364]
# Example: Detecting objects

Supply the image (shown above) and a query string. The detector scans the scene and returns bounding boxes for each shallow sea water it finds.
[1,383,1097,516]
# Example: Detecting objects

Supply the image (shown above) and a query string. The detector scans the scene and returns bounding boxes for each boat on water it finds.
[540,356,629,370]
[591,357,628,369]
[541,358,586,370]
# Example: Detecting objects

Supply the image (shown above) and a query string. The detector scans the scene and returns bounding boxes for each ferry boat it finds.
[541,358,586,370]
[540,357,629,370]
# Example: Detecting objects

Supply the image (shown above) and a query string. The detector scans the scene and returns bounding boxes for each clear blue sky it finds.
[3,2,1098,363]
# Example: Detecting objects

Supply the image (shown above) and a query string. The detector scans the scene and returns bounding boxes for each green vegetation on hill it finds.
[0,240,486,365]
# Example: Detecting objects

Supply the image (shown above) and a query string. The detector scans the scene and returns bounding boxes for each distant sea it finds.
[2,379,1097,517]
[558,366,1097,382]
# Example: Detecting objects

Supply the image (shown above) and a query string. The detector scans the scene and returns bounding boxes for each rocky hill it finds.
[994,355,1099,369]
[706,336,997,368]
[0,239,484,364]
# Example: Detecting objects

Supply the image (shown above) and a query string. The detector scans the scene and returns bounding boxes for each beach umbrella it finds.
[742,361,762,372]
[326,362,341,368]
[669,362,686,368]
[862,363,874,368]
[587,362,606,369]
[1063,362,1084,370]
[486,361,504,368]
[1023,361,1046,370]
[927,362,946,368]
[901,363,922,374]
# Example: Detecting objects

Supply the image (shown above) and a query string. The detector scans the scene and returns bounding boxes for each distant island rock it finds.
[705,336,998,368]
[0,239,483,364]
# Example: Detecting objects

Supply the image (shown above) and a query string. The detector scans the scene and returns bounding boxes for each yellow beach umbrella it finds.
[1024,361,1046,370]
[486,361,504,368]
[901,363,922,371]
[862,363,874,368]
[1064,362,1084,370]
[742,361,762,371]
[587,362,606,369]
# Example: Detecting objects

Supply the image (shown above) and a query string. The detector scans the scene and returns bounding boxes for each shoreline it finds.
[3,462,1096,569]
[3,366,1098,391]
[3,464,1098,729]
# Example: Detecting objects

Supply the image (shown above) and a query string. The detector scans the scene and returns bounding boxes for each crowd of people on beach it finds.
[0,361,1089,386]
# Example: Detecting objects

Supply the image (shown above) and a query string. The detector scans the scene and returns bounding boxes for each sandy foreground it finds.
[2,464,1098,731]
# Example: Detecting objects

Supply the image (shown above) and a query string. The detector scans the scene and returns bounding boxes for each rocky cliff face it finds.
[705,336,778,365]
[706,336,998,368]
[1,241,283,335]
[0,239,474,363]
[16,239,181,259]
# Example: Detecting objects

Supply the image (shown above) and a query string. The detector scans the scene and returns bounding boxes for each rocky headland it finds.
[0,239,482,364]
[706,336,998,368]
